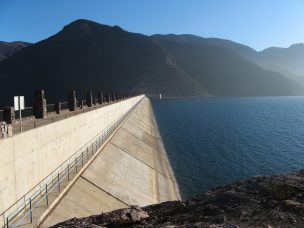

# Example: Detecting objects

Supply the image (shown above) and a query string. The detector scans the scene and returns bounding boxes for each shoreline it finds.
[149,98,182,201]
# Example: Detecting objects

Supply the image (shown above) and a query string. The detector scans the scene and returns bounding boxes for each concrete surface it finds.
[40,98,180,227]
[0,96,144,226]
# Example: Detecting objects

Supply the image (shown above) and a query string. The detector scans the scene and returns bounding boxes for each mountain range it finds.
[0,19,303,107]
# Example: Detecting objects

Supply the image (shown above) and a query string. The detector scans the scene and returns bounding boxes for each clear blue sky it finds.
[0,0,303,51]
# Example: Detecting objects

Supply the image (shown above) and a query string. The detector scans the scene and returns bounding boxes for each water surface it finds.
[152,97,304,199]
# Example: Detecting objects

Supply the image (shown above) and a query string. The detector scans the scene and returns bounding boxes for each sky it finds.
[0,0,303,51]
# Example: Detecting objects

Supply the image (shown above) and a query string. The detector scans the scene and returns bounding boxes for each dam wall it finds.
[40,97,181,227]
[0,95,144,222]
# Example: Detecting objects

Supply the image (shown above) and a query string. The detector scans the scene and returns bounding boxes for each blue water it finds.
[151,97,304,200]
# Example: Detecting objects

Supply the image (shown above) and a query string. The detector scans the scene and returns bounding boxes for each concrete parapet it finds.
[34,90,47,119]
[86,91,93,107]
[68,91,77,111]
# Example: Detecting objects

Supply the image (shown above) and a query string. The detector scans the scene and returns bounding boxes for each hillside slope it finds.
[0,41,31,62]
[0,20,205,106]
[258,44,304,80]
[154,35,301,96]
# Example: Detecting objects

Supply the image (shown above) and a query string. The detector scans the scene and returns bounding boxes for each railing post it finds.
[45,184,48,205]
[68,164,70,181]
[57,173,60,192]
[97,91,103,105]
[75,157,78,173]
[106,91,111,103]
[55,101,61,114]
[86,91,93,107]
[80,100,84,109]
[81,152,84,166]
[6,216,9,228]
[29,198,32,223]
[112,91,116,102]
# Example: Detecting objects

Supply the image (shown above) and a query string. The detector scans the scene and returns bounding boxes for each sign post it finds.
[14,96,24,132]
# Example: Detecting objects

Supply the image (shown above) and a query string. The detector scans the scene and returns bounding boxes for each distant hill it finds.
[0,19,302,107]
[153,35,301,96]
[0,41,31,62]
[157,35,304,83]
[258,43,304,81]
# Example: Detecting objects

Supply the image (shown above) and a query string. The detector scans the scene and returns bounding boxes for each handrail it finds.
[2,96,143,228]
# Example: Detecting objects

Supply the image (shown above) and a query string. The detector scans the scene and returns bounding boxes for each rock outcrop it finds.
[51,170,304,227]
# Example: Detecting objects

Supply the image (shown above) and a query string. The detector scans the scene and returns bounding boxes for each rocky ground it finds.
[51,170,304,227]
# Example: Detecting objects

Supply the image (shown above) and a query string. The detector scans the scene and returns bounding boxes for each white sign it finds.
[14,96,25,111]
[14,97,18,110]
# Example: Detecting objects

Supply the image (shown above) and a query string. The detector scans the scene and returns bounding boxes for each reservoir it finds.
[152,96,304,200]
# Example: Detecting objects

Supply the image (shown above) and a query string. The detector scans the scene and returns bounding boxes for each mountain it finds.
[0,19,302,107]
[152,34,258,58]
[0,20,206,107]
[153,34,300,96]
[258,43,304,80]
[0,41,31,62]
[152,35,304,84]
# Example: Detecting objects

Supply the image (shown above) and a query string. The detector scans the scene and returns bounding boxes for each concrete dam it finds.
[0,94,180,227]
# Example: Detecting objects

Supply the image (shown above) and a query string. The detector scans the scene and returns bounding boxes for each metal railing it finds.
[2,96,143,228]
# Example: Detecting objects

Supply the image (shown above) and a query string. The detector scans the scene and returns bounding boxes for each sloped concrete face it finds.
[41,98,180,227]
[42,177,128,226]
[111,128,155,168]
[0,96,144,222]
[84,143,156,205]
